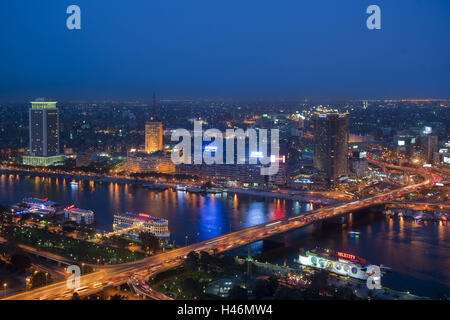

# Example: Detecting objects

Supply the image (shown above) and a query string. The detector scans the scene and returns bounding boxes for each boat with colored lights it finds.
[142,183,169,191]
[296,248,388,280]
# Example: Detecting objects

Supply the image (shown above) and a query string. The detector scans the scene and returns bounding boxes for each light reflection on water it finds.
[246,211,449,298]
[1,174,448,297]
[0,174,311,245]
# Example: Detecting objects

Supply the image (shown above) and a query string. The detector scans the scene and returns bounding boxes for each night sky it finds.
[0,0,449,101]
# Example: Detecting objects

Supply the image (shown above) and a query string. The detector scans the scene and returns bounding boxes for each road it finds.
[385,201,450,212]
[2,159,442,300]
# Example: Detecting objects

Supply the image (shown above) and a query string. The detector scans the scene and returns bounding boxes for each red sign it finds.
[337,252,356,261]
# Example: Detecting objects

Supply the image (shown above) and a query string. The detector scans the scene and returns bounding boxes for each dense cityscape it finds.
[0,97,448,302]
[0,1,448,314]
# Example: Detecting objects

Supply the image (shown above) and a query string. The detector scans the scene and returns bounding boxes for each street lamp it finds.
[45,272,48,285]
[3,283,6,297]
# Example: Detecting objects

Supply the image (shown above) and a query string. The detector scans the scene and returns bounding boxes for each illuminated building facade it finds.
[313,112,349,182]
[126,149,175,174]
[113,212,170,239]
[64,206,95,224]
[176,160,288,187]
[23,99,64,166]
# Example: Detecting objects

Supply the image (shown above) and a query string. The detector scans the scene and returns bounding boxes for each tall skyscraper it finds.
[419,135,438,163]
[145,93,163,154]
[313,112,349,182]
[22,99,65,166]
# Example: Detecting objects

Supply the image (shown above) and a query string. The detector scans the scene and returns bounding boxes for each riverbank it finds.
[226,188,339,204]
[0,167,339,204]
[241,257,430,300]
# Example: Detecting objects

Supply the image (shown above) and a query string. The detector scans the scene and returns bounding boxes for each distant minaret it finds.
[145,92,163,153]
[151,92,157,121]
[247,245,252,280]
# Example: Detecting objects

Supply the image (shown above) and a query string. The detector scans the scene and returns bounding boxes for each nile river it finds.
[0,173,448,298]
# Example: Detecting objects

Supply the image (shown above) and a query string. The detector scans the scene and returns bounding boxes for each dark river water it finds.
[0,173,449,298]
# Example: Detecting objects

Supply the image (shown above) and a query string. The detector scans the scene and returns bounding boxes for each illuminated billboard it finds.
[398,140,405,146]
[423,126,432,134]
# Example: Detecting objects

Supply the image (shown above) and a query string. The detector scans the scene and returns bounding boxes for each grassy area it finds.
[149,252,248,299]
[1,226,145,264]
[150,266,215,299]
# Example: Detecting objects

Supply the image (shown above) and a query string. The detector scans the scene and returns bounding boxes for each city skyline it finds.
[0,1,448,305]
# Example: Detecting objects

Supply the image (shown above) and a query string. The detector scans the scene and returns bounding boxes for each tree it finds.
[218,254,235,268]
[274,286,303,300]
[201,181,214,189]
[183,251,200,272]
[139,231,160,253]
[0,205,8,223]
[71,292,80,300]
[32,271,52,288]
[62,224,76,233]
[80,264,94,275]
[228,285,247,300]
[182,277,201,298]
[0,241,18,260]
[199,251,213,271]
[267,275,279,295]
[253,279,271,299]
[309,270,329,293]
[335,286,357,300]
[110,294,127,300]
[10,253,31,273]
[112,236,130,249]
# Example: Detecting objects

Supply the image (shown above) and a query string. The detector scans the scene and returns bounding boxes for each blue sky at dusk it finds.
[0,0,449,101]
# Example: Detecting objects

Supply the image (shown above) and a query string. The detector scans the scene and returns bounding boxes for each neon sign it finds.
[337,252,356,261]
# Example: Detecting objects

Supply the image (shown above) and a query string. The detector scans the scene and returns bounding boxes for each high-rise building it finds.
[419,135,438,163]
[22,99,65,166]
[145,93,163,154]
[126,93,172,173]
[313,112,349,182]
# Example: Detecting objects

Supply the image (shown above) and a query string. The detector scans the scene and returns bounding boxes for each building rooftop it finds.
[64,206,94,215]
[115,212,168,224]
[23,197,57,207]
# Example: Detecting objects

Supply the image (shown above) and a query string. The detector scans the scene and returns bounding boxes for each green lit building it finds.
[22,99,65,166]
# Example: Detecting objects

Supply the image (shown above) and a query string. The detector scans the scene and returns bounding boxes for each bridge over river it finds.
[3,159,442,300]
